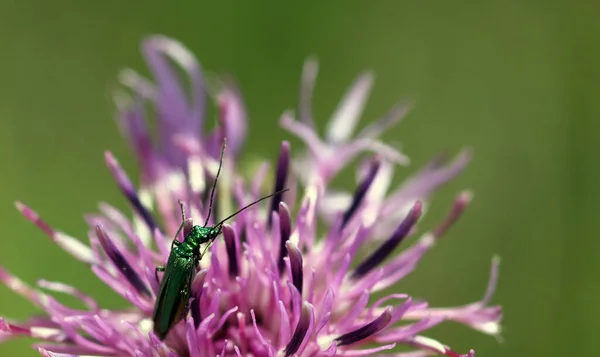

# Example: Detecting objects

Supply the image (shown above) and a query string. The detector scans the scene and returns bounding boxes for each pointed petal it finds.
[299,57,318,127]
[352,201,422,278]
[326,72,374,143]
[357,101,412,139]
[217,77,247,157]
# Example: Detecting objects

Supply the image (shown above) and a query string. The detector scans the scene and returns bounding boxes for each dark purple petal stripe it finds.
[335,307,392,346]
[351,201,422,279]
[284,302,311,357]
[105,152,160,233]
[95,225,151,298]
[286,241,303,295]
[268,141,290,227]
[223,225,239,278]
[278,202,292,274]
[341,156,381,228]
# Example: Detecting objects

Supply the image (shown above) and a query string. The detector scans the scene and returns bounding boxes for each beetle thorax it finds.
[178,225,218,256]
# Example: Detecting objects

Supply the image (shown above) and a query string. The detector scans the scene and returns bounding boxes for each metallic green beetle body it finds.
[152,225,220,340]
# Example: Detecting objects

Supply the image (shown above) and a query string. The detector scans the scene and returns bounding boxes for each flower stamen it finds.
[223,225,240,279]
[95,224,152,298]
[335,307,392,346]
[284,302,314,357]
[341,156,381,229]
[278,202,292,274]
[351,201,422,279]
[269,141,291,228]
[105,151,160,233]
[286,241,304,296]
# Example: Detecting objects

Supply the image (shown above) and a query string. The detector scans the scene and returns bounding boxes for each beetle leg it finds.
[170,220,186,249]
[183,288,191,317]
[155,266,165,282]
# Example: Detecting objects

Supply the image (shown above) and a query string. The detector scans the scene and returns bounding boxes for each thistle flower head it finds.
[1,36,501,357]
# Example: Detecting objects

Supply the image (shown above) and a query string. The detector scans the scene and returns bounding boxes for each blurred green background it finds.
[1,1,598,356]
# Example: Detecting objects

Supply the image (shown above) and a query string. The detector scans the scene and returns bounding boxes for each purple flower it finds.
[1,35,501,357]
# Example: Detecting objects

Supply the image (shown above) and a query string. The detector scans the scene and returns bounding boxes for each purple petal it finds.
[0,267,44,306]
[0,318,30,336]
[217,77,247,157]
[191,270,208,328]
[37,280,98,311]
[278,301,292,347]
[142,36,205,169]
[432,190,472,238]
[337,343,396,356]
[280,111,325,159]
[315,288,335,335]
[357,101,412,139]
[15,202,95,264]
[185,319,201,357]
[211,306,238,336]
[406,336,474,357]
[481,256,500,306]
[114,88,157,182]
[335,290,369,329]
[178,216,192,239]
[37,347,78,357]
[376,316,445,343]
[250,310,275,357]
[380,150,472,223]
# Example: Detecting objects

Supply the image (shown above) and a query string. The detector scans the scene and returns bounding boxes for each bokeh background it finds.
[1,1,598,356]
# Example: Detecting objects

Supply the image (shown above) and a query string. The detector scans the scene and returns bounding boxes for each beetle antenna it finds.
[204,139,226,227]
[178,200,186,222]
[214,188,289,229]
